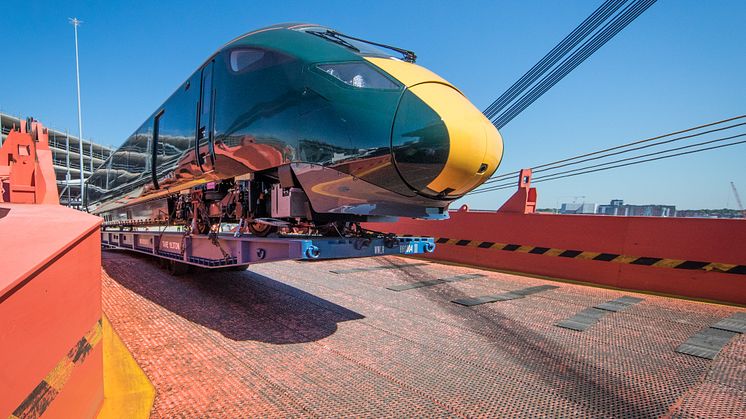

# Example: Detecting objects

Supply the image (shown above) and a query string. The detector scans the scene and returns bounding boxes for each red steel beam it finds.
[1,118,105,418]
[365,171,746,305]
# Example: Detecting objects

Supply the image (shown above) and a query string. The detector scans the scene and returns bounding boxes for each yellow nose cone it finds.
[408,83,503,196]
[367,56,503,197]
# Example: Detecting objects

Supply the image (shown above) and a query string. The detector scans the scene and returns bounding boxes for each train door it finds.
[196,60,215,173]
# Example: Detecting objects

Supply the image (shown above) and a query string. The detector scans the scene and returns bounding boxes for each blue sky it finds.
[3,0,745,210]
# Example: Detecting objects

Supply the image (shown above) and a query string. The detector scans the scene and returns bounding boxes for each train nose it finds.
[392,82,503,197]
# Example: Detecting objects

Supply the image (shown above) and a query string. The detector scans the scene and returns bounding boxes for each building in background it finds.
[596,199,676,217]
[675,209,744,219]
[1,112,112,207]
[559,202,596,214]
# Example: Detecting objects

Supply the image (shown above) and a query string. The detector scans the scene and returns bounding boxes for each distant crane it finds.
[731,182,745,218]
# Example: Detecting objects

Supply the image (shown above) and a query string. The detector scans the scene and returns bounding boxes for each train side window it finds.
[201,65,212,119]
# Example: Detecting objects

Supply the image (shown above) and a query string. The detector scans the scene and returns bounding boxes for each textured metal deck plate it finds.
[555,307,608,331]
[387,273,485,291]
[102,251,746,417]
[710,312,746,333]
[557,296,644,332]
[511,285,560,296]
[330,263,429,274]
[594,296,645,312]
[676,327,739,360]
[677,312,745,359]
[452,285,559,306]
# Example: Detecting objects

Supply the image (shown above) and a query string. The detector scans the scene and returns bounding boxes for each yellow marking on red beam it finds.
[654,259,687,268]
[514,246,535,253]
[544,248,566,257]
[576,252,601,260]
[705,263,737,272]
[10,319,103,418]
[613,255,639,264]
[85,320,104,346]
[45,359,74,391]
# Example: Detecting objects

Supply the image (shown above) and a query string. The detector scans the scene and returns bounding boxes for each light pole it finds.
[69,17,85,207]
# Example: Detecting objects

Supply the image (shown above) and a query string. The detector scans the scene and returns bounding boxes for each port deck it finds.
[102,251,745,417]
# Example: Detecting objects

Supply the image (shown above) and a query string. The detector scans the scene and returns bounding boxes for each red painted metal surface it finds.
[0,119,59,205]
[0,203,103,418]
[497,168,537,214]
[101,252,745,417]
[365,173,746,305]
[0,117,104,418]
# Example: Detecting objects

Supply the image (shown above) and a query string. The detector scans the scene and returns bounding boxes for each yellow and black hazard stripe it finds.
[10,319,103,419]
[430,237,746,276]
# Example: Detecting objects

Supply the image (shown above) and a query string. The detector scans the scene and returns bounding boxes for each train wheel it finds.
[249,222,277,237]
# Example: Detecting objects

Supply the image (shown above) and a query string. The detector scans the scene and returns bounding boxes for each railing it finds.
[48,137,67,149]
[46,137,112,160]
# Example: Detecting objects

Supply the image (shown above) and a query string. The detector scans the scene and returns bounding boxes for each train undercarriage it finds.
[101,171,378,239]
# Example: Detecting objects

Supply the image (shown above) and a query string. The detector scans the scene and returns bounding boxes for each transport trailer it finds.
[101,229,435,273]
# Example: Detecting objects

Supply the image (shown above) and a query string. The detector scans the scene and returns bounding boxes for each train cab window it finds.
[230,49,265,72]
[229,48,291,73]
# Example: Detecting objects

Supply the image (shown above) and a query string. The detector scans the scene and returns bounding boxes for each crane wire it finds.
[531,122,746,174]
[491,0,648,128]
[491,0,656,129]
[499,139,746,190]
[476,136,746,192]
[494,0,656,128]
[479,0,658,181]
[482,0,627,119]
[482,122,746,188]
[469,134,746,194]
[482,114,746,185]
[479,131,746,191]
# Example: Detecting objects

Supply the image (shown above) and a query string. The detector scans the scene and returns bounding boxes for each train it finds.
[85,23,503,236]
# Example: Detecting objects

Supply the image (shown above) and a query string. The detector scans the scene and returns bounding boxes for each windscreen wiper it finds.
[309,29,417,63]
[307,30,361,53]
[327,30,417,63]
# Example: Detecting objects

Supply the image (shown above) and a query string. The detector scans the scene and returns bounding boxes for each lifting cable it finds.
[482,0,627,119]
[490,0,657,129]
[470,133,746,195]
[482,114,746,186]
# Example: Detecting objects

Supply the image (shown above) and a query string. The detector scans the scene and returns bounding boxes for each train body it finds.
[86,23,503,235]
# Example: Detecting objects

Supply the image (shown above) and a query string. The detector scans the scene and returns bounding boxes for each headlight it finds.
[316,62,399,89]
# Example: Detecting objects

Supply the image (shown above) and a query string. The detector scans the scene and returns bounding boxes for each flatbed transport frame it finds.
[101,229,436,271]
